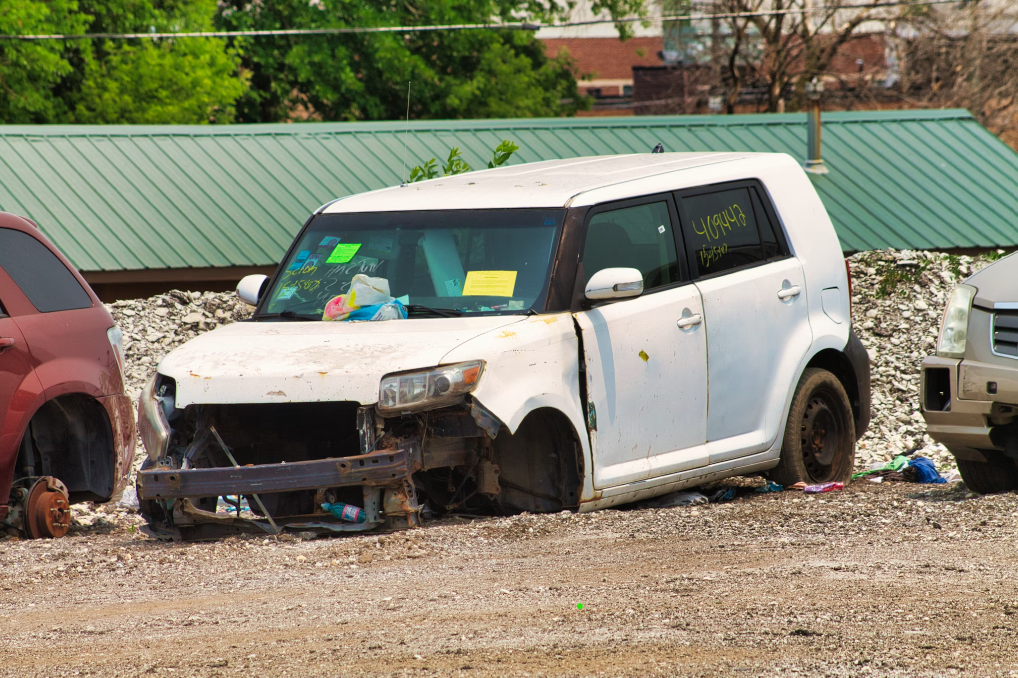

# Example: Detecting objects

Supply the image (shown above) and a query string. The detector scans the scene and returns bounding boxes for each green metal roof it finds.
[0,109,1015,272]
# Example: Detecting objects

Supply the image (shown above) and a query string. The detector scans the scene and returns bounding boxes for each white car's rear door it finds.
[675,181,813,464]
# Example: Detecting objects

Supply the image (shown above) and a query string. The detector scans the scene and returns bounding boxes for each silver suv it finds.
[922,252,1018,492]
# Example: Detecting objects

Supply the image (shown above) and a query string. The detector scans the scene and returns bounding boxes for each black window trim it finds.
[674,178,793,281]
[570,192,691,311]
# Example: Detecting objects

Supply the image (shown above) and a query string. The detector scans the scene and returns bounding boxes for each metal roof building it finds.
[0,109,1015,299]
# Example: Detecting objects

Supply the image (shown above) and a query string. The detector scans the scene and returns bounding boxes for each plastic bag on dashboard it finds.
[323,274,407,322]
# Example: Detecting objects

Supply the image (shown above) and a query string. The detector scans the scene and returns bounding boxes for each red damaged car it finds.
[0,212,134,539]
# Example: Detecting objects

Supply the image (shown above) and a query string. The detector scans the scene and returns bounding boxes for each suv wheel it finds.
[956,451,1018,494]
[770,368,856,486]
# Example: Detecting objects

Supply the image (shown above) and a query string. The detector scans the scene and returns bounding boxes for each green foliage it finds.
[488,140,520,169]
[410,140,520,183]
[71,0,248,124]
[214,0,644,123]
[876,261,929,298]
[0,0,247,124]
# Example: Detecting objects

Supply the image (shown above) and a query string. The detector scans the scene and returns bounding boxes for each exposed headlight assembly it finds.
[937,284,976,359]
[378,361,484,416]
[138,374,173,460]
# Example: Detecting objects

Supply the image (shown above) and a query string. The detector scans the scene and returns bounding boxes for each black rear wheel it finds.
[770,368,856,486]
[956,451,1018,494]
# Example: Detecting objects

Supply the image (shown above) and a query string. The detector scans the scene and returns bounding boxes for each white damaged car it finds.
[136,153,870,539]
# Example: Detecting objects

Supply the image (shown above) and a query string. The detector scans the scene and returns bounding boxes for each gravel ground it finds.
[2,481,1017,677]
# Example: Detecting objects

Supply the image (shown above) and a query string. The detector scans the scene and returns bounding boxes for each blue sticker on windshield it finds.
[544,218,555,225]
[319,236,340,247]
[287,250,310,271]
[305,253,321,268]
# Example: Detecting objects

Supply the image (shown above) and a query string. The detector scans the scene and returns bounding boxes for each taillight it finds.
[844,259,854,320]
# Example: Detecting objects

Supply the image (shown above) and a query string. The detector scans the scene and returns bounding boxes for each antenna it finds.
[401,81,411,187]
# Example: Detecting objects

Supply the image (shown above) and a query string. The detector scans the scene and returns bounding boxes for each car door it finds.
[675,181,812,464]
[573,195,709,489]
[0,277,40,508]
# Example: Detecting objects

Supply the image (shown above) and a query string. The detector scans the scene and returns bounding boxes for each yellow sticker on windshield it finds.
[462,271,517,297]
[326,243,362,264]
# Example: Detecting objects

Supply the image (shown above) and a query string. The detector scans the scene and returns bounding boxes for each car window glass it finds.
[582,201,679,289]
[681,187,765,276]
[751,187,785,259]
[0,228,91,313]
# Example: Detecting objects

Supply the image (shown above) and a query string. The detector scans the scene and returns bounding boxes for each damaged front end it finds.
[135,372,541,541]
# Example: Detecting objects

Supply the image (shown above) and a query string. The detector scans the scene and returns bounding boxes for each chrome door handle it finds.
[677,314,703,329]
[777,286,801,300]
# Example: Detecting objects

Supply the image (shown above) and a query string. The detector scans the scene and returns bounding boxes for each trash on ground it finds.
[902,456,947,484]
[322,502,368,523]
[709,488,737,503]
[754,481,784,493]
[787,482,807,491]
[852,455,909,480]
[804,482,844,494]
[641,490,709,508]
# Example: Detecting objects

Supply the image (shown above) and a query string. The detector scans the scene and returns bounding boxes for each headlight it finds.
[937,284,976,358]
[138,374,172,460]
[378,361,484,416]
[107,326,125,378]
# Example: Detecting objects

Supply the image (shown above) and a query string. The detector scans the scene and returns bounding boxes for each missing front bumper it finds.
[137,440,428,538]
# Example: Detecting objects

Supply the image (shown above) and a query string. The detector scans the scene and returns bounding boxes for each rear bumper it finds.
[921,356,997,461]
[99,393,136,500]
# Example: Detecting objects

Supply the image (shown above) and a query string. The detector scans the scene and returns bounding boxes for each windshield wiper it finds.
[405,304,464,318]
[252,310,319,322]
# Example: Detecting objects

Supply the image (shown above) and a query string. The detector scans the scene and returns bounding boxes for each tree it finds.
[0,1,88,123]
[715,0,897,113]
[0,0,248,124]
[894,2,1018,150]
[213,0,645,123]
[69,0,248,124]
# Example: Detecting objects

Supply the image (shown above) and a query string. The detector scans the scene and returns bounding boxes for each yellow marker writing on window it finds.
[462,271,517,297]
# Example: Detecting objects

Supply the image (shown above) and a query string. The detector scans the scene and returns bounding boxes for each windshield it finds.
[260,209,563,318]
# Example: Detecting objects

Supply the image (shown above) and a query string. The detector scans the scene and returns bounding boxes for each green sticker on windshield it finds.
[326,243,362,264]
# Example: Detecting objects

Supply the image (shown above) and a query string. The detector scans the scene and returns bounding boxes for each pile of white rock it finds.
[849,248,1001,473]
[107,289,254,401]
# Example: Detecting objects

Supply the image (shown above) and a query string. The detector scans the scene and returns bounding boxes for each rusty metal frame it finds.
[138,440,421,501]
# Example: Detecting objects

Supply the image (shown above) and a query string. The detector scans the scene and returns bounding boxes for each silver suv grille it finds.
[993,311,1018,358]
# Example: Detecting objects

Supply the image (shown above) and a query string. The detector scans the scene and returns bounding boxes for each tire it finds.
[956,452,1018,494]
[770,368,856,486]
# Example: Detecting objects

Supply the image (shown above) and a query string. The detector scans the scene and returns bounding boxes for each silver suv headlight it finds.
[378,361,484,416]
[937,284,976,359]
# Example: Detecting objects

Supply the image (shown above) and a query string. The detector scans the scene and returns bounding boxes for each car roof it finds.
[322,152,769,213]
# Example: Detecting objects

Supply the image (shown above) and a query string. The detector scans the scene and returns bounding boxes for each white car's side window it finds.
[677,184,787,279]
[581,201,681,290]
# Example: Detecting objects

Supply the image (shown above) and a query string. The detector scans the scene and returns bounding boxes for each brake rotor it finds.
[25,477,71,539]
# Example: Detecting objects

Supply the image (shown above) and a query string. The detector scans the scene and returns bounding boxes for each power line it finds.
[0,0,966,41]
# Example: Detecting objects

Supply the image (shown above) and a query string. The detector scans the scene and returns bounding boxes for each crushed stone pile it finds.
[848,248,1001,473]
[108,289,253,401]
[85,248,999,520]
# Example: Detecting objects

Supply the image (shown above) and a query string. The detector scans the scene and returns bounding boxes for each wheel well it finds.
[805,349,861,432]
[14,394,116,504]
[492,408,584,514]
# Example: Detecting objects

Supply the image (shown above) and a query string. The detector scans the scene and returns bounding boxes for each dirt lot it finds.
[2,481,1017,677]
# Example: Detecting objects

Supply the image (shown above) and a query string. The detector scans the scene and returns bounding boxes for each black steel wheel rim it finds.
[800,388,841,479]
